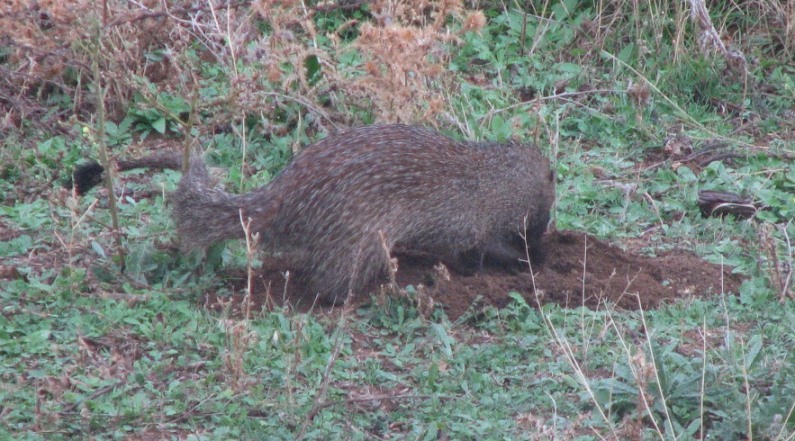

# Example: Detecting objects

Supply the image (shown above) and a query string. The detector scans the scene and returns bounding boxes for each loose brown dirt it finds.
[207,230,743,320]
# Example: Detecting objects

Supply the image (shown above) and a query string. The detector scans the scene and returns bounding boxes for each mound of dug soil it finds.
[398,230,743,319]
[209,231,743,320]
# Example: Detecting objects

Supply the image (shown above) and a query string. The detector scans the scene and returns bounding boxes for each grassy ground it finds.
[1,0,794,439]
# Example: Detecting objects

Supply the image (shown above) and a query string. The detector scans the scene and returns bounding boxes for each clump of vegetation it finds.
[1,0,794,439]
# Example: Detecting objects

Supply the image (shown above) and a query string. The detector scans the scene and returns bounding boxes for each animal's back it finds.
[236,124,554,303]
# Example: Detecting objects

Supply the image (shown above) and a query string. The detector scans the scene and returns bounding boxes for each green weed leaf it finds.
[744,334,763,370]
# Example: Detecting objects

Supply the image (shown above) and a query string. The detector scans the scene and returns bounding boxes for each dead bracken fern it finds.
[2,0,485,133]
[251,0,485,125]
[344,0,484,123]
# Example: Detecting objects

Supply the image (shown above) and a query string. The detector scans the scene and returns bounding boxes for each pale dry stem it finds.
[524,224,620,438]
[220,319,258,393]
[239,209,263,315]
[758,222,794,303]
[293,306,351,441]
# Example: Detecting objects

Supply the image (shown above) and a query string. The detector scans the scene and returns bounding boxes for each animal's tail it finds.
[69,153,270,251]
[67,152,183,195]
[171,157,250,251]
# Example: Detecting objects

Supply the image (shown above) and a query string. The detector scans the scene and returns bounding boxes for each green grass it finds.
[2,0,794,439]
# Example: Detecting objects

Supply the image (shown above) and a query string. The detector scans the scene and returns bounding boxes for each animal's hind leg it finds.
[308,233,392,305]
[348,233,394,297]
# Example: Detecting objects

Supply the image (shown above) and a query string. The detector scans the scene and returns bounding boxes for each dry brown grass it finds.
[1,0,791,139]
[1,0,487,134]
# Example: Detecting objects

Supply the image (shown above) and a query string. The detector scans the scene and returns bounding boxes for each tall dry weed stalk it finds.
[88,19,125,267]
[688,0,747,75]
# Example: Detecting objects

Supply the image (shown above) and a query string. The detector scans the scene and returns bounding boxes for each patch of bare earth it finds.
[206,230,743,320]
